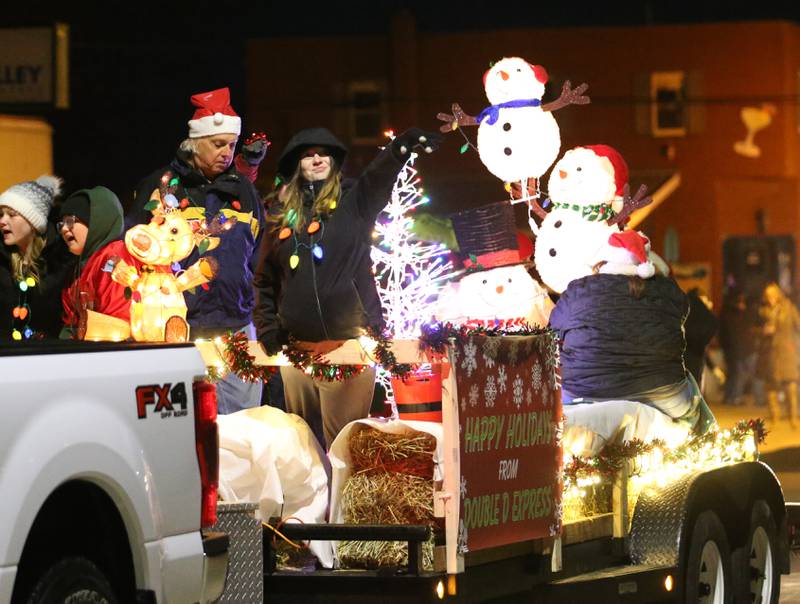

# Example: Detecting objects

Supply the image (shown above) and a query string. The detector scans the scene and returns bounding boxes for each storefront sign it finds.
[454,333,562,553]
[0,27,60,105]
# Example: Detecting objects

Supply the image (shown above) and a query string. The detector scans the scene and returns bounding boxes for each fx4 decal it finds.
[136,382,188,419]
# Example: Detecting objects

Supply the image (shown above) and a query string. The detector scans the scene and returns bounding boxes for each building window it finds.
[348,81,384,144]
[650,71,686,137]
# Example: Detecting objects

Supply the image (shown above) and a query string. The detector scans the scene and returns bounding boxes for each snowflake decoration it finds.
[460,475,468,499]
[497,365,508,395]
[526,388,533,407]
[482,337,501,368]
[458,518,469,554]
[469,383,480,408]
[461,339,478,377]
[554,419,564,448]
[484,375,497,408]
[460,393,468,411]
[512,374,524,409]
[531,361,542,391]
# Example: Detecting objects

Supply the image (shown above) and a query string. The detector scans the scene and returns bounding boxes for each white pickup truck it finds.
[0,340,227,604]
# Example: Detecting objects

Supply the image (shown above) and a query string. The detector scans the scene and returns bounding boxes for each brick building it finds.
[247,15,800,303]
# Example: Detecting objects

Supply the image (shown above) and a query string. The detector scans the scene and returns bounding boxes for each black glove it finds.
[242,132,270,166]
[261,328,288,356]
[392,128,442,159]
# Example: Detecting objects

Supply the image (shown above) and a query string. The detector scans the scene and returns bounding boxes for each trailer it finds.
[198,333,797,603]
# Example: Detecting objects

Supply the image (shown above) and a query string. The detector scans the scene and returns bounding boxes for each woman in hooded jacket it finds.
[59,186,134,339]
[254,126,440,448]
[0,175,75,340]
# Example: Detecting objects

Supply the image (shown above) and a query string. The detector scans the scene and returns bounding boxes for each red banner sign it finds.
[454,333,562,553]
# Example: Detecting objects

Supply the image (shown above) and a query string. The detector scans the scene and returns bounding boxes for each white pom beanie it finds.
[0,175,62,233]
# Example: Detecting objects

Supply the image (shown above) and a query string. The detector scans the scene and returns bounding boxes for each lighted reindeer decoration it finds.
[111,172,233,342]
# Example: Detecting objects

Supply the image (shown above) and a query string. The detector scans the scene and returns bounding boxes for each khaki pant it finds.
[280,365,376,449]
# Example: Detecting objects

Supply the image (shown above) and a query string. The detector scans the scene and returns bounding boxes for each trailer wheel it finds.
[25,556,118,604]
[684,510,732,604]
[731,500,780,604]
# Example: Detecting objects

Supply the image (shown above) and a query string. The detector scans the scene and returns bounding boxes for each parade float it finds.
[192,57,792,603]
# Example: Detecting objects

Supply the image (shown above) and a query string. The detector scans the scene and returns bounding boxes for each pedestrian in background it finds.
[757,282,800,427]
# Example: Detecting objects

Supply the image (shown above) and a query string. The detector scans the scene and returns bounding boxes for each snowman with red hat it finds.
[533,144,658,294]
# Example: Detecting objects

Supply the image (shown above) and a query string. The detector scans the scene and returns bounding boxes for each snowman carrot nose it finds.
[496,285,504,293]
[559,170,568,179]
[499,70,509,81]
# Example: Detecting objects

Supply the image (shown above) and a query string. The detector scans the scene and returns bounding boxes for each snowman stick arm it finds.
[607,184,653,226]
[542,81,591,113]
[436,102,478,133]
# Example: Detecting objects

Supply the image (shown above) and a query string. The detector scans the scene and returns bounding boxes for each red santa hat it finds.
[600,230,655,279]
[582,145,629,197]
[187,87,242,139]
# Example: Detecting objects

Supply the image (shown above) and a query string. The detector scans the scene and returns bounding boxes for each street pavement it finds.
[708,400,799,602]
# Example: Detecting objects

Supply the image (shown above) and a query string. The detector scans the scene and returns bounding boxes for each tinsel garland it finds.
[367,326,413,380]
[417,321,551,356]
[563,418,768,485]
[205,331,278,384]
[206,321,555,383]
[283,339,366,382]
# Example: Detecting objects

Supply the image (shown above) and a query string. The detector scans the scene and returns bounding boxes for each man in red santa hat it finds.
[126,87,267,413]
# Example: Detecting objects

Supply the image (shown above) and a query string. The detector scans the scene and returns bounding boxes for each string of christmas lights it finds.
[561,418,767,509]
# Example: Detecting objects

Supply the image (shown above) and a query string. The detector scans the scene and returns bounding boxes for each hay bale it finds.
[338,426,437,570]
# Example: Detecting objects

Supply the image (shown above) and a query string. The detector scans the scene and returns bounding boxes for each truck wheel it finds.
[731,500,780,604]
[684,510,733,604]
[26,556,118,604]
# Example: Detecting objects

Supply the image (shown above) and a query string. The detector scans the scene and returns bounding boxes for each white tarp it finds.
[217,405,333,567]
[562,400,691,458]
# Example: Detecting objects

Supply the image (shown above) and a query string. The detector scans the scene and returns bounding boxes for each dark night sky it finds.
[3,1,800,207]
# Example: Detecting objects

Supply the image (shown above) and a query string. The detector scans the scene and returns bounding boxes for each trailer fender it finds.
[629,462,787,573]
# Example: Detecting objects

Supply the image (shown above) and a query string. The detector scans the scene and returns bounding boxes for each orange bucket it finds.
[391,365,444,422]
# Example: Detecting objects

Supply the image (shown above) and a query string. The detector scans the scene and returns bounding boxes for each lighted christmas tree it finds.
[371,147,456,408]
[372,151,455,337]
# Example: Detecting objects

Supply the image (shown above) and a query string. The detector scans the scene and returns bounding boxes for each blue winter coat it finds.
[548,273,689,399]
[126,157,266,334]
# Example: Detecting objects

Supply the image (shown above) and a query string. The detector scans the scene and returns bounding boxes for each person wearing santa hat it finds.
[0,175,76,340]
[548,229,715,433]
[125,87,267,414]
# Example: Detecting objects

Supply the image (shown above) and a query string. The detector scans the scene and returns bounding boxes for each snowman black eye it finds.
[554,220,562,228]
[507,278,512,283]
[503,122,511,131]
[516,68,521,72]
[549,249,557,257]
[170,227,179,235]
[482,279,488,284]
[576,167,582,172]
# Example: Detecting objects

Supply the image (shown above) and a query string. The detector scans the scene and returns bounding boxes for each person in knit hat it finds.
[59,186,142,339]
[125,87,267,414]
[0,175,76,339]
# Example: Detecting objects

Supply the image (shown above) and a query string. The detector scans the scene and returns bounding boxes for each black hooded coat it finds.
[254,128,403,352]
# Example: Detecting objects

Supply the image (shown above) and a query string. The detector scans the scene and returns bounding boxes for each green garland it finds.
[563,418,768,485]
